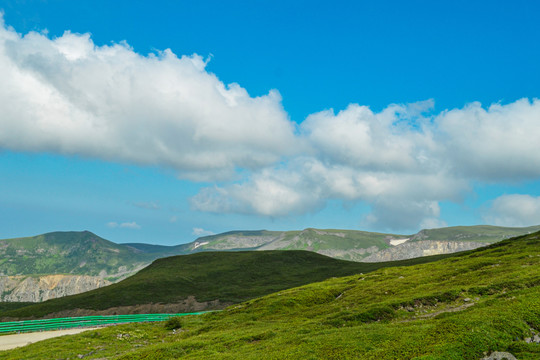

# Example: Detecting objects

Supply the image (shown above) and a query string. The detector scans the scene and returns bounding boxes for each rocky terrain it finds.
[361,240,487,262]
[1,225,539,303]
[0,275,111,302]
[185,225,540,262]
[0,231,174,302]
[186,228,396,262]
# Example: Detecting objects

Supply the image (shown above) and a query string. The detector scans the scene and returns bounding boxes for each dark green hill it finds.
[3,231,539,360]
[0,250,452,319]
[0,231,158,277]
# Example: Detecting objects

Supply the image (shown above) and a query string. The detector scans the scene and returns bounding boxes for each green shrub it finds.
[164,316,183,330]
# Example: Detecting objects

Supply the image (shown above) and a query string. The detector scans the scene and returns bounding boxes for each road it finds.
[0,327,99,351]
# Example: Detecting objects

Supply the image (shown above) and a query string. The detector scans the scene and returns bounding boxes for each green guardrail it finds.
[0,312,208,334]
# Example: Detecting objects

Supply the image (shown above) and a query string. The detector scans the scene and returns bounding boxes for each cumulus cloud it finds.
[0,16,296,181]
[435,99,540,180]
[301,100,436,172]
[192,227,215,237]
[483,194,540,227]
[3,16,540,231]
[191,102,466,230]
[192,97,540,230]
[107,221,141,229]
[191,155,467,230]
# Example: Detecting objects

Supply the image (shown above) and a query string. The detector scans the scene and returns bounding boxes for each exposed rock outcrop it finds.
[0,275,111,302]
[361,240,487,262]
[194,234,283,250]
[316,246,381,262]
[481,352,517,360]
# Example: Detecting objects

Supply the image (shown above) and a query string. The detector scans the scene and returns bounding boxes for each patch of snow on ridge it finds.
[192,241,209,249]
[390,238,409,246]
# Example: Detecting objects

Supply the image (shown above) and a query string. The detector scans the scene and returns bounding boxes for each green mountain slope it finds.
[0,251,452,319]
[184,225,540,262]
[2,225,538,279]
[3,231,539,359]
[187,228,402,261]
[0,231,158,277]
[410,224,540,243]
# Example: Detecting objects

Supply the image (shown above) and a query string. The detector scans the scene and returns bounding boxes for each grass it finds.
[1,250,452,319]
[0,302,33,313]
[277,228,395,251]
[411,224,540,243]
[0,231,159,276]
[1,231,539,359]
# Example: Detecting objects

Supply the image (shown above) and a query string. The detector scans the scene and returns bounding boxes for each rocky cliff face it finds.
[0,275,111,302]
[361,240,487,262]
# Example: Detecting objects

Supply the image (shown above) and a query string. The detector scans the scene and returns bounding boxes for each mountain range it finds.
[1,224,540,302]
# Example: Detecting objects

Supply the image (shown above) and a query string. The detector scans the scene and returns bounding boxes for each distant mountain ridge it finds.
[2,224,540,302]
[183,228,398,261]
[0,231,157,277]
[0,231,176,302]
[181,225,540,262]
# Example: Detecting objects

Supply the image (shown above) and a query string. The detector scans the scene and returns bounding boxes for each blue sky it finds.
[1,0,540,244]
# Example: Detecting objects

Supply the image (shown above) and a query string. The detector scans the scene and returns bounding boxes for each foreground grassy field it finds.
[2,232,540,359]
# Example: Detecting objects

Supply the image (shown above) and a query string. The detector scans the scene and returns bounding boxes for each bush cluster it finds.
[164,316,183,330]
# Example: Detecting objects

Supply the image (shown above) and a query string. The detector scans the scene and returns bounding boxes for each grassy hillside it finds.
[0,231,158,276]
[411,224,540,243]
[122,242,190,255]
[2,232,539,359]
[2,225,538,279]
[190,228,401,261]
[185,225,540,262]
[0,251,452,319]
[0,302,33,313]
[262,228,394,251]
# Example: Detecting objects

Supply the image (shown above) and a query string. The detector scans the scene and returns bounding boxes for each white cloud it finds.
[3,16,540,231]
[436,99,540,180]
[120,222,141,229]
[483,194,540,227]
[192,97,540,230]
[191,170,324,217]
[0,16,296,181]
[107,221,141,229]
[300,101,436,172]
[419,217,448,230]
[192,227,215,237]
[133,201,160,210]
[191,156,467,230]
[191,101,465,230]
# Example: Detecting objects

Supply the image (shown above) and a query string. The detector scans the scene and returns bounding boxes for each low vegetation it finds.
[410,224,540,243]
[1,250,451,319]
[164,316,183,330]
[1,232,539,359]
[0,302,33,313]
[0,231,160,276]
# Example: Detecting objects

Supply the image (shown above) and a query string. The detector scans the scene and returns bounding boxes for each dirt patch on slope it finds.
[1,296,230,321]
